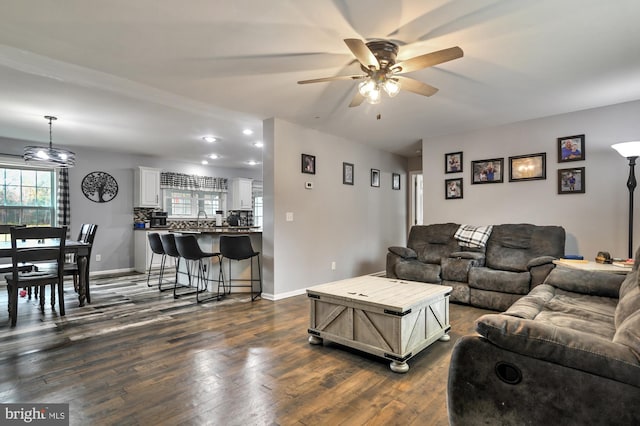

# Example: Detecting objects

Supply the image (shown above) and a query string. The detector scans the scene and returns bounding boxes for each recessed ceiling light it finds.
[202,136,216,143]
[209,154,219,160]
[254,141,264,148]
[246,160,258,166]
[201,160,209,165]
[242,129,253,136]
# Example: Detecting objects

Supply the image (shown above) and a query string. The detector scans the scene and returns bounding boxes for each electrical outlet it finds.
[331,261,336,270]
[286,212,294,222]
[95,254,102,262]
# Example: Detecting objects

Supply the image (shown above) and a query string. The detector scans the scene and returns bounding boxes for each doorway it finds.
[409,172,423,226]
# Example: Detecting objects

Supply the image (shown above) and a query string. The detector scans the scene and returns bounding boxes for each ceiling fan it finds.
[297,39,463,107]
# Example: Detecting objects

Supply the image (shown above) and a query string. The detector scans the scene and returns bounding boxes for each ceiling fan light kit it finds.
[24,116,76,168]
[298,38,463,107]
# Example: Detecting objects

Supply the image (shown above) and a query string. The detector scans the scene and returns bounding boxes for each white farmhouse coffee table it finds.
[307,276,452,373]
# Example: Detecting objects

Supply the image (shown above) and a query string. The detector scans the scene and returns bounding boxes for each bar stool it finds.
[174,234,224,303]
[220,235,262,301]
[146,233,167,289]
[160,233,192,294]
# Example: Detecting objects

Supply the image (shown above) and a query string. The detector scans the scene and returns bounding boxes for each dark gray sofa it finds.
[447,255,640,425]
[387,223,565,311]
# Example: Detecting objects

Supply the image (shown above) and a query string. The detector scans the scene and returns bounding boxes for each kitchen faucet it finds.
[197,210,207,228]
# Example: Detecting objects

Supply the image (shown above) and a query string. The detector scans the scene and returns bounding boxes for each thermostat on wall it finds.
[305,182,313,189]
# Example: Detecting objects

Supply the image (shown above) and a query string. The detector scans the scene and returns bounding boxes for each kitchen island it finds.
[170,228,262,295]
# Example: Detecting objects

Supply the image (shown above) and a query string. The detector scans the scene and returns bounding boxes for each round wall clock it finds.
[81,171,118,203]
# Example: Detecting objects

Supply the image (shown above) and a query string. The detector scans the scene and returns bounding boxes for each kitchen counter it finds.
[171,227,261,234]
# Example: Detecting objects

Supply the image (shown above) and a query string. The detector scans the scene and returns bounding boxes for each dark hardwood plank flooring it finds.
[0,272,492,425]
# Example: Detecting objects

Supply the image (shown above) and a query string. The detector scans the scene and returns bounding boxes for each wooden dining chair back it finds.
[4,226,67,326]
[0,225,34,274]
[67,224,98,300]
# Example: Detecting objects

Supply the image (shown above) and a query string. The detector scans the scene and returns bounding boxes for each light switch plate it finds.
[286,212,294,222]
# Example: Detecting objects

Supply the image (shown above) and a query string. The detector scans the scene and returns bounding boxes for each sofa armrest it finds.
[527,255,556,269]
[388,246,417,259]
[543,267,625,298]
[476,313,640,387]
[449,251,485,261]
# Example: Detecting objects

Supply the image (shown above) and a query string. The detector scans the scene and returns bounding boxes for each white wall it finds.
[422,99,640,259]
[263,118,407,298]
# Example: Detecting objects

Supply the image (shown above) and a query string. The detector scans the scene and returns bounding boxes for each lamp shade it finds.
[612,141,640,158]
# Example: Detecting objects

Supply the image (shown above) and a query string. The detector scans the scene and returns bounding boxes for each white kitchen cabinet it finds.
[134,166,161,207]
[231,178,253,210]
[134,230,169,273]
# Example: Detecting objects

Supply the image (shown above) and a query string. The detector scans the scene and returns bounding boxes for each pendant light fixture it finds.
[24,116,76,168]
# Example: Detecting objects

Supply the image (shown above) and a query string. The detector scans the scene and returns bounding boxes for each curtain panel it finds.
[160,172,228,192]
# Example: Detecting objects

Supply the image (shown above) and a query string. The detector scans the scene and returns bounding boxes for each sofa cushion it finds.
[441,255,484,282]
[454,224,493,248]
[468,267,530,294]
[485,224,565,272]
[395,260,441,283]
[613,310,640,361]
[388,246,417,259]
[615,270,640,328]
[506,284,617,339]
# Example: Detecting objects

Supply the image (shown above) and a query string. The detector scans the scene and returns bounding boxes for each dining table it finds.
[0,239,93,307]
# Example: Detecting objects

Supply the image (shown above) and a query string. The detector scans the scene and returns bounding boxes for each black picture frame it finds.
[392,173,401,190]
[343,162,354,185]
[558,167,585,194]
[471,158,503,184]
[445,151,463,174]
[557,134,585,162]
[302,154,316,174]
[509,153,546,182]
[445,178,463,199]
[371,169,380,187]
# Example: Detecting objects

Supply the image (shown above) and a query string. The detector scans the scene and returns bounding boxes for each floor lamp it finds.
[612,141,640,259]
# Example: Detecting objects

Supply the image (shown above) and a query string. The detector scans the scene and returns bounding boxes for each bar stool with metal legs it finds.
[146,233,167,289]
[159,233,193,294]
[174,234,224,303]
[220,234,262,301]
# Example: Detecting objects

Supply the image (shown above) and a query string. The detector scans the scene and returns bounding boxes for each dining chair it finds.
[0,225,35,276]
[4,226,66,327]
[219,235,262,301]
[37,224,98,305]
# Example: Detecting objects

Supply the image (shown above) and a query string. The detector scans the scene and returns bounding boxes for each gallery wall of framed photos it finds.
[443,134,586,200]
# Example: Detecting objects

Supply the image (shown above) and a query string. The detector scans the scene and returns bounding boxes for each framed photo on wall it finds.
[445,178,463,199]
[302,154,316,174]
[557,134,585,162]
[371,169,380,187]
[509,153,546,182]
[471,158,503,184]
[343,162,354,185]
[392,173,401,190]
[558,167,585,194]
[445,151,463,174]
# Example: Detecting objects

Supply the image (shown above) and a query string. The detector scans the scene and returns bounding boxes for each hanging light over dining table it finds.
[24,116,76,168]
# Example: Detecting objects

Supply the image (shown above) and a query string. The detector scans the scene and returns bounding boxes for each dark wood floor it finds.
[0,272,492,425]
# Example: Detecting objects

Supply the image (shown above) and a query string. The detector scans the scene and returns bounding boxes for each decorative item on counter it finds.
[227,214,239,226]
[216,210,223,226]
[612,258,634,268]
[595,251,612,264]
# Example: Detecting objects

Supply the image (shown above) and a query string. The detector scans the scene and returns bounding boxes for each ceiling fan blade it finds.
[396,76,439,97]
[348,92,365,108]
[392,46,463,74]
[344,39,380,70]
[298,75,366,84]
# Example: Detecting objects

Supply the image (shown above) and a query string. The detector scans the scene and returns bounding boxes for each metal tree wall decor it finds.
[81,171,118,203]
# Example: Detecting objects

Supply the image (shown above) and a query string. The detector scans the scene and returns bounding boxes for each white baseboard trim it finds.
[90,268,136,277]
[262,288,306,301]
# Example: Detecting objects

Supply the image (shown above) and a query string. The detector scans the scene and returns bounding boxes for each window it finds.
[163,189,224,218]
[0,166,55,226]
[253,196,263,228]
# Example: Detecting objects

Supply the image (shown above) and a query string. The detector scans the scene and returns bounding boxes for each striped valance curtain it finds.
[160,172,228,192]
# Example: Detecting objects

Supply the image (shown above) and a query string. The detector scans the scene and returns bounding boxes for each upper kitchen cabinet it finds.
[134,166,161,207]
[231,178,252,210]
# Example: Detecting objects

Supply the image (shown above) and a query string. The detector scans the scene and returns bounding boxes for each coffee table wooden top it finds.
[307,275,452,313]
